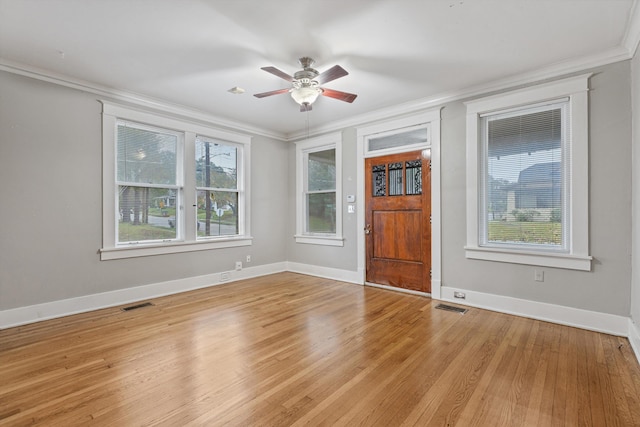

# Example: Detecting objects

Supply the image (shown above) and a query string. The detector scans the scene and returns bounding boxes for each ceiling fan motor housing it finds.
[294,57,319,83]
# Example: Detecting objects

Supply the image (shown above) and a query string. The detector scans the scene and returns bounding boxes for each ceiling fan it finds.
[254,57,357,112]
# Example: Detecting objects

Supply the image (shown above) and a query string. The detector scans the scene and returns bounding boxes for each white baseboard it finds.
[3,265,637,370]
[440,286,629,336]
[0,262,286,329]
[629,319,640,364]
[285,262,362,285]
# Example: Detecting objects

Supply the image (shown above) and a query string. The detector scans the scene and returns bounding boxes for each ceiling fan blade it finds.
[320,88,358,103]
[300,103,312,112]
[253,88,290,98]
[261,66,294,82]
[315,65,348,85]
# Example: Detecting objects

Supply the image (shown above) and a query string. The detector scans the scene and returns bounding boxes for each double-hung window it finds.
[101,102,251,260]
[465,74,592,271]
[295,132,343,246]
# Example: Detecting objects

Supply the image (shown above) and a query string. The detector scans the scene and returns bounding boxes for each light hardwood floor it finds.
[1,272,640,426]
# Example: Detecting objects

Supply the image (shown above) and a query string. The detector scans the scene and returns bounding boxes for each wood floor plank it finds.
[1,272,640,426]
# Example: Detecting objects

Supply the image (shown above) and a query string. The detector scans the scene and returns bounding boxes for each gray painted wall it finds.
[631,45,640,328]
[286,61,633,317]
[0,71,289,310]
[440,61,633,316]
[0,58,635,320]
[285,128,359,271]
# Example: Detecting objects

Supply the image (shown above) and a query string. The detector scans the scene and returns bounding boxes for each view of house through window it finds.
[195,137,239,237]
[480,101,568,250]
[116,122,181,244]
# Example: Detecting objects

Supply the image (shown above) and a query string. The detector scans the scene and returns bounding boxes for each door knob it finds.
[364,224,371,235]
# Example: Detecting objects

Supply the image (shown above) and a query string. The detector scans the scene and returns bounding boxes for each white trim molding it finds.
[356,108,442,298]
[0,262,287,330]
[101,101,253,260]
[0,59,285,141]
[285,262,362,285]
[465,74,592,271]
[630,318,640,364]
[623,0,640,56]
[440,286,630,337]
[294,132,344,246]
[3,266,638,368]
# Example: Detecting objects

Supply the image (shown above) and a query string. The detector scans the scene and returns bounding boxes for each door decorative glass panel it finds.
[372,164,386,197]
[405,160,422,195]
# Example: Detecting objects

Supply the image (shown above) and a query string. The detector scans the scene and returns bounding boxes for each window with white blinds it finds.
[116,121,181,244]
[478,100,569,251]
[465,74,592,271]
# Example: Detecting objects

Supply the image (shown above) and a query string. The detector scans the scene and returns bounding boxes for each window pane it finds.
[405,160,422,195]
[372,164,386,197]
[388,162,403,196]
[195,139,237,189]
[483,105,565,248]
[196,190,238,237]
[308,149,336,191]
[368,127,428,152]
[118,186,177,242]
[117,124,177,185]
[307,192,336,233]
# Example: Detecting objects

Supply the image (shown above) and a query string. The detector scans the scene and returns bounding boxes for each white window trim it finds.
[101,101,252,260]
[295,132,343,246]
[464,74,592,271]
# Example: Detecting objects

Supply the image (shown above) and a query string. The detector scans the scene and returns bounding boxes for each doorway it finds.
[364,150,431,293]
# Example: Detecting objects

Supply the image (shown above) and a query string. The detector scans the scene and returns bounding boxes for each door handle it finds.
[364,224,371,235]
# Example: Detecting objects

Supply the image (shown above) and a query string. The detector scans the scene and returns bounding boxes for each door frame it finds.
[356,108,442,298]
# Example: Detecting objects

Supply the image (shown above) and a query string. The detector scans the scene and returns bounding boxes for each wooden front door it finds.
[365,150,431,293]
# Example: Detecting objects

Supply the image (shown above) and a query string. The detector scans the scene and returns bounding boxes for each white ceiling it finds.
[0,0,638,139]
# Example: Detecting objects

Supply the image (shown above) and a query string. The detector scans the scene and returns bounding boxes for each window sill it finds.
[100,236,253,260]
[464,246,592,271]
[294,235,345,247]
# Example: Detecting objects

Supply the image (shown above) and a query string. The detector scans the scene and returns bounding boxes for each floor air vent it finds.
[121,302,154,311]
[435,304,468,314]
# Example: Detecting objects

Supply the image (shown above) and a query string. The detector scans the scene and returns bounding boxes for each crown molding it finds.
[624,0,640,56]
[287,45,633,141]
[0,59,288,141]
[1,34,634,144]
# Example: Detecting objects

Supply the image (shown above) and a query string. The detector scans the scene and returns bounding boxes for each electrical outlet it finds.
[454,291,466,299]
[246,255,251,263]
[235,261,242,271]
[534,269,544,282]
[220,272,230,282]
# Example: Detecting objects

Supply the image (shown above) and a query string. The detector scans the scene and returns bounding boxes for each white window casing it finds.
[465,74,592,271]
[295,132,343,246]
[101,102,252,260]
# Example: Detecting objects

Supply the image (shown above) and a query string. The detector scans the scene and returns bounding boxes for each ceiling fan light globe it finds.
[291,86,321,105]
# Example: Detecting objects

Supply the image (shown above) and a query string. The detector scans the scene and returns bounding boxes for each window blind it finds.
[479,100,570,250]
